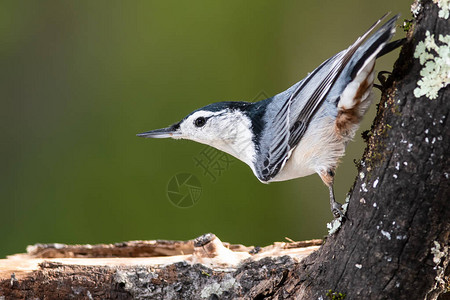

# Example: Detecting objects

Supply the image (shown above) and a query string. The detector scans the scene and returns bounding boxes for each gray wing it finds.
[254,13,398,182]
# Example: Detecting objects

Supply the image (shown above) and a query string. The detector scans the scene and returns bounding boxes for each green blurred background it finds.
[0,1,411,258]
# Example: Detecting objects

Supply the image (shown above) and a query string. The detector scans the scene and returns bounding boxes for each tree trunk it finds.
[1,1,448,299]
[281,2,449,299]
[281,2,449,298]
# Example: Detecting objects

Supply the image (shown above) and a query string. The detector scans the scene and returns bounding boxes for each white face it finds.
[177,109,257,167]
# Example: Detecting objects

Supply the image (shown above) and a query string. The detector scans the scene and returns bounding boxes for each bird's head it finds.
[137,102,260,167]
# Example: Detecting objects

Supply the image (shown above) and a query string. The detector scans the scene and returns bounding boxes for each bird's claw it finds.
[374,71,392,91]
[378,70,392,85]
[331,202,345,219]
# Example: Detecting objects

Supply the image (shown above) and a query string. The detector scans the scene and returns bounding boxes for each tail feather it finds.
[377,38,406,58]
[335,14,401,138]
[350,14,400,79]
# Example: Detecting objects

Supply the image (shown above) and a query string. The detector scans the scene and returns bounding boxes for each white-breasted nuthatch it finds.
[138,14,403,218]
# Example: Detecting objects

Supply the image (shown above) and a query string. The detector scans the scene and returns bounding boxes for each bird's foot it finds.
[374,71,392,91]
[378,70,392,84]
[331,201,345,219]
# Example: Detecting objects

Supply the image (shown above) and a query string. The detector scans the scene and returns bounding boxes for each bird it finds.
[137,14,403,219]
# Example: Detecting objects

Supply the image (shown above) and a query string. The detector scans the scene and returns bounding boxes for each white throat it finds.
[190,110,257,170]
[211,111,256,168]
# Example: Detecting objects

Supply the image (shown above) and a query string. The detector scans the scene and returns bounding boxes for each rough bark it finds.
[277,2,450,299]
[0,235,321,299]
[1,1,449,299]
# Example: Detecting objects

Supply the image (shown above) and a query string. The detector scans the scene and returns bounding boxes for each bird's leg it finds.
[328,182,344,219]
[319,168,344,219]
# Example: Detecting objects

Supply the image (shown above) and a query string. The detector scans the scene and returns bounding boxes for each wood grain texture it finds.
[0,235,321,299]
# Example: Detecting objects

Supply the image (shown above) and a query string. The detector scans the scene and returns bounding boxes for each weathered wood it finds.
[0,234,321,299]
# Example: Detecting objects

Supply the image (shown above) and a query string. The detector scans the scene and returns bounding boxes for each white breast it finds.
[269,115,347,182]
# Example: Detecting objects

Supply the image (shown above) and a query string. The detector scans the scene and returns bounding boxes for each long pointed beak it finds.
[136,124,182,139]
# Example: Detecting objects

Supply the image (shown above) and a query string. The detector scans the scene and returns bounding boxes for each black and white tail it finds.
[335,14,401,136]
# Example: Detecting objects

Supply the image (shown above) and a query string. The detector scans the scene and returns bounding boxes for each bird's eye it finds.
[194,117,206,127]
